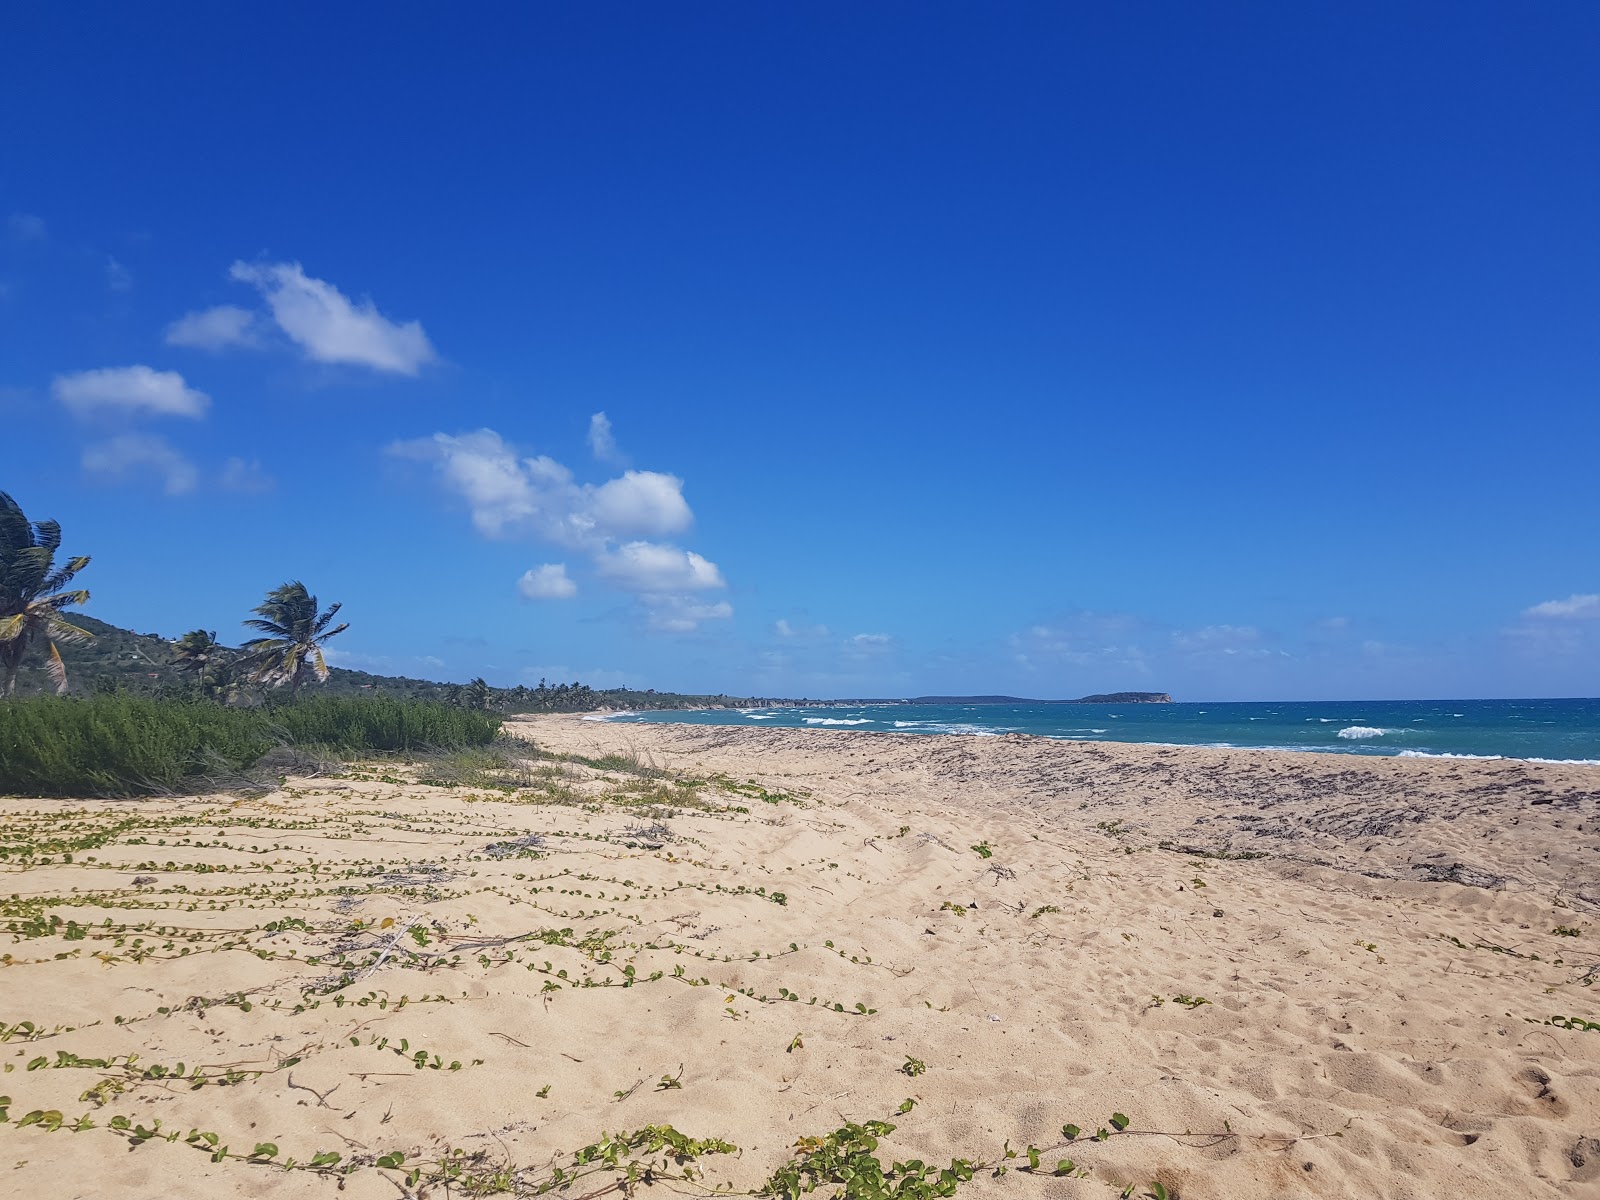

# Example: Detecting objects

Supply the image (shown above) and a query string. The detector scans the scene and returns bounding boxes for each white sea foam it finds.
[804,717,873,726]
[581,711,633,721]
[1398,750,1501,760]
[894,720,1014,736]
[1337,726,1386,739]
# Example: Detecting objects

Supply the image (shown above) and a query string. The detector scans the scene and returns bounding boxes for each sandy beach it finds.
[2,718,1597,1199]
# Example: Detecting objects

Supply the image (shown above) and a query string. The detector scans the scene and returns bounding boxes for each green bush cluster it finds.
[0,695,500,797]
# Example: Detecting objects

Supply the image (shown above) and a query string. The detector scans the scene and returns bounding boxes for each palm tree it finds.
[242,581,348,695]
[173,629,221,674]
[463,676,491,710]
[173,629,238,702]
[0,491,93,697]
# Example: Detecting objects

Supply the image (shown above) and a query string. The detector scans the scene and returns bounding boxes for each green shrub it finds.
[0,695,500,797]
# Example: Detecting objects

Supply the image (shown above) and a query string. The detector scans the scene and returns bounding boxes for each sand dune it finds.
[1,718,1596,1198]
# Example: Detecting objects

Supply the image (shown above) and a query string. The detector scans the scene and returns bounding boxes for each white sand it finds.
[1,717,1596,1198]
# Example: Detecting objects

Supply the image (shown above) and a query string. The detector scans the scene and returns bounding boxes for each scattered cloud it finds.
[166,305,260,350]
[588,471,693,538]
[394,426,731,633]
[218,457,275,494]
[588,411,625,463]
[7,213,46,242]
[1525,593,1600,619]
[1010,613,1155,674]
[596,542,725,592]
[81,434,198,495]
[389,430,694,544]
[229,260,435,374]
[105,257,133,292]
[641,596,733,634]
[518,563,578,600]
[53,365,209,420]
[1171,624,1270,656]
[775,619,830,639]
[848,633,892,647]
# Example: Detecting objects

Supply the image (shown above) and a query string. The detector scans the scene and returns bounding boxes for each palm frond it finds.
[242,619,292,637]
[309,646,330,682]
[45,640,68,694]
[312,601,344,634]
[37,589,91,613]
[315,621,350,645]
[40,556,90,593]
[44,616,95,646]
[33,518,62,554]
[0,613,25,643]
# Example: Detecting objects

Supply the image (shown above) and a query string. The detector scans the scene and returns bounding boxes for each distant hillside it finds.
[8,615,1170,711]
[8,615,785,711]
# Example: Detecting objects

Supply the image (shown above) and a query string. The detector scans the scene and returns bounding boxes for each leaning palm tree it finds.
[173,629,222,675]
[0,491,93,697]
[241,581,348,696]
[173,629,238,702]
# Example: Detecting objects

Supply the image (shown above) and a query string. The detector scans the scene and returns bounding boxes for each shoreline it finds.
[580,707,1600,767]
[525,717,1600,908]
[3,714,1596,1198]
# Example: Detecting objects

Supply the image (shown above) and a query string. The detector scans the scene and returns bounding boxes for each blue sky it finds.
[3,3,1597,701]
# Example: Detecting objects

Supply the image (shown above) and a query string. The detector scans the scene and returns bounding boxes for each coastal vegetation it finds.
[0,694,500,797]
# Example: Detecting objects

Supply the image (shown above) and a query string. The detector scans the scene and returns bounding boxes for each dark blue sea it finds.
[589,698,1600,763]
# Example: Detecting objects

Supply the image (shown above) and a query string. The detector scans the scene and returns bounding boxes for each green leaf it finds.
[897,1098,916,1114]
[1149,1184,1170,1200]
[1061,1124,1080,1141]
[1109,1112,1130,1132]
[250,1142,279,1159]
[1054,1159,1076,1176]
[310,1150,342,1167]
[376,1151,405,1169]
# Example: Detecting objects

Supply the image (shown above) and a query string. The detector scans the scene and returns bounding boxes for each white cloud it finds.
[389,430,694,545]
[53,365,209,420]
[1010,613,1154,672]
[166,305,260,350]
[776,619,830,639]
[849,633,892,647]
[642,596,733,633]
[1525,593,1600,619]
[390,430,536,536]
[518,563,578,600]
[229,260,435,374]
[588,471,693,538]
[105,257,133,292]
[596,541,725,593]
[588,411,624,463]
[82,434,198,495]
[394,426,728,634]
[218,457,275,494]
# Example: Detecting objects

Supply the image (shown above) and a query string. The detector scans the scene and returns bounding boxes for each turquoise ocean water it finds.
[590,698,1600,763]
